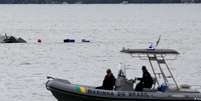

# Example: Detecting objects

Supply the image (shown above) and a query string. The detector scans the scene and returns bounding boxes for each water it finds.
[0,4,201,101]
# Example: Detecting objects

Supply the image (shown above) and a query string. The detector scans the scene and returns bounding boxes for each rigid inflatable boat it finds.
[46,48,201,101]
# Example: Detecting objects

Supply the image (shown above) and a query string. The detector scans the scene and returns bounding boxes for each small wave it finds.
[20,62,31,65]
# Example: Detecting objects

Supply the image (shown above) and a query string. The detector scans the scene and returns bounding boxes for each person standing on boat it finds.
[135,66,153,91]
[96,69,116,90]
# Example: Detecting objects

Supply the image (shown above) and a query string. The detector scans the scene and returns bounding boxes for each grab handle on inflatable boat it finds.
[47,76,55,80]
[46,76,55,90]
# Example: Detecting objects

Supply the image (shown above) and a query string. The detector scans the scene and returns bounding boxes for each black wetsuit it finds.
[135,70,153,91]
[102,73,116,90]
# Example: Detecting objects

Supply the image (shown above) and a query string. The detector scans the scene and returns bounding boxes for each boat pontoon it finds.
[46,48,201,101]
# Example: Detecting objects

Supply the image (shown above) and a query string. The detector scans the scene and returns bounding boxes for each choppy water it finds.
[0,4,201,101]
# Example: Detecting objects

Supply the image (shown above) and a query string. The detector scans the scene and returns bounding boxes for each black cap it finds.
[142,65,146,70]
[106,69,111,74]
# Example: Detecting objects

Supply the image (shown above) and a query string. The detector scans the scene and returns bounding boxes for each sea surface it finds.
[0,4,201,101]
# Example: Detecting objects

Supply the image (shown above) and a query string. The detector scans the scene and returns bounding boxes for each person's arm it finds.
[135,77,142,81]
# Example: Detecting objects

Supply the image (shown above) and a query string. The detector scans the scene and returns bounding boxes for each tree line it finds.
[0,0,200,4]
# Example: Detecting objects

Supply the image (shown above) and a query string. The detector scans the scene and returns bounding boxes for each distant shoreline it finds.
[0,3,201,4]
[0,0,200,4]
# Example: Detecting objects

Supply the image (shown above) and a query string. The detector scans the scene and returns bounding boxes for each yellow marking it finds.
[80,86,88,94]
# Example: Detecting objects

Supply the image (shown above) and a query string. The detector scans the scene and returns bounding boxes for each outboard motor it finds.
[115,65,134,91]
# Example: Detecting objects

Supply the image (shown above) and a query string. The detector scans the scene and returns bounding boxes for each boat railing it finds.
[130,54,179,60]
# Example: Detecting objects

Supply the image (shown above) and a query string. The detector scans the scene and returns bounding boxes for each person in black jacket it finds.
[135,66,153,91]
[96,69,116,90]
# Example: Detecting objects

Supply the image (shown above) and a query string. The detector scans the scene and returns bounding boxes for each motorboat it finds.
[81,39,90,43]
[0,34,26,43]
[46,48,201,101]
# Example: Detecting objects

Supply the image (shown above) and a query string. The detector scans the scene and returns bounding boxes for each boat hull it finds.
[50,88,196,101]
[46,78,201,101]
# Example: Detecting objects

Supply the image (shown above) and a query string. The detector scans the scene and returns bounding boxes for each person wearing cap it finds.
[96,69,116,90]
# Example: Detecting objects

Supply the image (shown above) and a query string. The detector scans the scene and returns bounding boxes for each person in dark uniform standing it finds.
[96,69,116,90]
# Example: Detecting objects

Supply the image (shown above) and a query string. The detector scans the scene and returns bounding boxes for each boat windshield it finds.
[117,63,127,78]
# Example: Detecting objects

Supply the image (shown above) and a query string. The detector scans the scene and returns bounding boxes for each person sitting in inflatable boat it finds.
[96,69,116,90]
[135,66,154,91]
